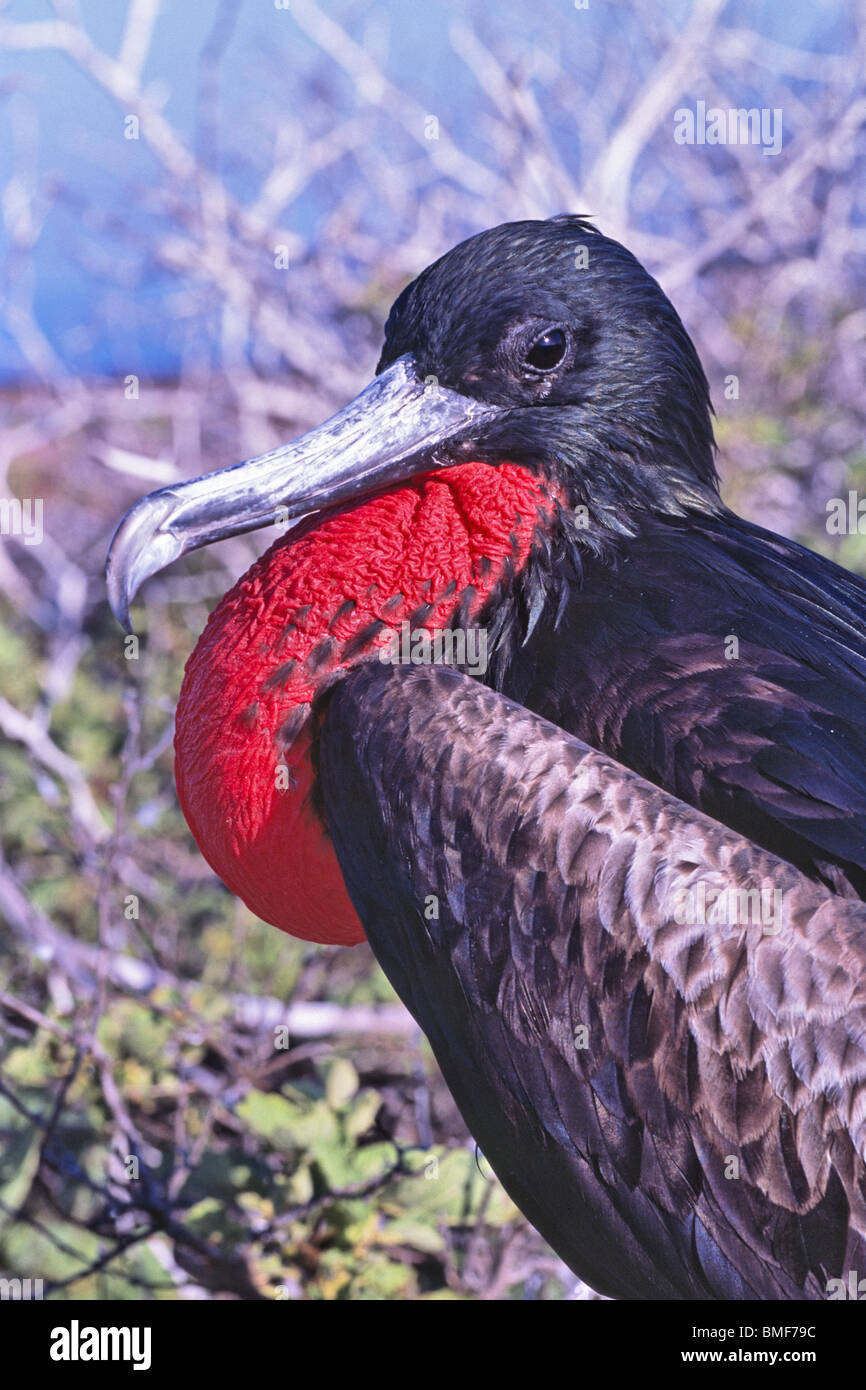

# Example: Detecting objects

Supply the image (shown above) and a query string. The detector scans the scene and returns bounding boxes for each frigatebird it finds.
[106,217,866,1300]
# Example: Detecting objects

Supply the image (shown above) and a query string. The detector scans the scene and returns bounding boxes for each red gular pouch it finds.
[174,461,557,944]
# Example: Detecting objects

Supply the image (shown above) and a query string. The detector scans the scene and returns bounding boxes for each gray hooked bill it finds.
[105,356,498,631]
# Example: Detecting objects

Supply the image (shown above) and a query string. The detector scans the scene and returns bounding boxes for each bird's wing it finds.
[318,660,866,1300]
[507,513,866,898]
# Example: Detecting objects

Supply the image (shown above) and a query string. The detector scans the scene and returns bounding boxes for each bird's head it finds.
[107,216,718,631]
[105,217,722,947]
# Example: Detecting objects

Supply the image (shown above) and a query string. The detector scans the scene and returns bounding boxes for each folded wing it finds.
[318,661,866,1300]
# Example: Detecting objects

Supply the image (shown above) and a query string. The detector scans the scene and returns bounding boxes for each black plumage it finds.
[108,215,866,1299]
[375,219,866,901]
[333,217,866,1296]
[318,662,866,1300]
[486,509,866,899]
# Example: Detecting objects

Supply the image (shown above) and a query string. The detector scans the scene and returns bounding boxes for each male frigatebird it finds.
[107,217,866,1300]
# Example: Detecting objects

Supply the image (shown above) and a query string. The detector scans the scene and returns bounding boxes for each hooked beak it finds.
[106,355,498,631]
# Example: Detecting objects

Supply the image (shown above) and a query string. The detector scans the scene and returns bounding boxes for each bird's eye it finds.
[524,328,567,372]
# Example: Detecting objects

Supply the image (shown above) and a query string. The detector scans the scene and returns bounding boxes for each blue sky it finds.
[0,0,838,383]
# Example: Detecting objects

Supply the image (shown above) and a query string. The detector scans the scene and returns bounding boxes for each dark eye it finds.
[524,328,567,372]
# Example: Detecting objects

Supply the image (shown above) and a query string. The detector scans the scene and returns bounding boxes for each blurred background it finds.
[1,0,865,1301]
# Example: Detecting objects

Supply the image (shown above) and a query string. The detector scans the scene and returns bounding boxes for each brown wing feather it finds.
[318,661,866,1298]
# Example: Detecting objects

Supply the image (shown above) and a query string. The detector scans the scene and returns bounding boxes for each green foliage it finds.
[0,585,548,1297]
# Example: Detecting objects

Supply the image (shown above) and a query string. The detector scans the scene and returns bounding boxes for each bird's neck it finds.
[174,461,558,944]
